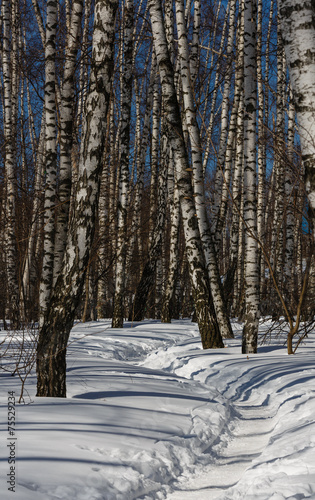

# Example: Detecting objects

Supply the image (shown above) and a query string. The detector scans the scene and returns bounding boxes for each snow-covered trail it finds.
[167,403,275,499]
[141,321,315,499]
[1,319,315,500]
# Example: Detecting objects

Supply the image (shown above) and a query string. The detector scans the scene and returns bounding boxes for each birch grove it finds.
[0,0,314,396]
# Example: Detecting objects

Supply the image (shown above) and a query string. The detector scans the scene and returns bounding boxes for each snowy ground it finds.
[1,319,315,499]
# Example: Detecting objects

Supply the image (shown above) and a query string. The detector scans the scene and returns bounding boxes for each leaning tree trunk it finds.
[36,0,118,397]
[149,0,224,349]
[242,0,260,354]
[278,0,315,240]
[175,0,233,339]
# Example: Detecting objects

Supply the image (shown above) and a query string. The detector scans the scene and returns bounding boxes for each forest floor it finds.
[1,318,315,499]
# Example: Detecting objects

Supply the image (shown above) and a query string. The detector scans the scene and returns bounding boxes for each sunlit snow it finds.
[1,319,314,499]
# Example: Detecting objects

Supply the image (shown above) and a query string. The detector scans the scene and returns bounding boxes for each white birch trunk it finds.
[161,150,181,323]
[149,0,224,348]
[130,131,168,322]
[53,0,84,284]
[202,6,229,174]
[31,0,45,47]
[2,0,20,327]
[39,0,57,328]
[175,0,233,338]
[22,116,46,320]
[190,0,200,85]
[125,56,157,277]
[149,76,160,242]
[284,89,296,290]
[278,0,315,239]
[212,0,237,225]
[242,0,260,354]
[36,0,118,397]
[257,0,265,298]
[112,0,134,328]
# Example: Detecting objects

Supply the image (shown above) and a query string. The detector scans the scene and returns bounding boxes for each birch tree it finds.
[130,127,168,322]
[2,0,20,327]
[278,0,315,240]
[149,0,224,349]
[175,0,233,339]
[53,0,84,284]
[39,0,57,328]
[112,0,134,327]
[242,0,260,353]
[36,0,118,397]
[161,151,181,323]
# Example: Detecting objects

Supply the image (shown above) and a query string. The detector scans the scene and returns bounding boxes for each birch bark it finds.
[161,151,181,323]
[39,0,57,328]
[175,0,233,338]
[112,0,134,328]
[212,0,237,228]
[125,56,157,279]
[2,0,20,327]
[278,0,315,239]
[130,131,168,322]
[284,89,296,293]
[53,0,84,284]
[36,0,118,397]
[149,0,224,348]
[242,0,260,354]
[257,0,265,298]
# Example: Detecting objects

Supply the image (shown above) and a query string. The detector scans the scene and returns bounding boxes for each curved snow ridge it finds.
[207,356,315,499]
[71,397,231,500]
[3,320,315,500]
[166,402,276,500]
[70,321,201,364]
[214,406,315,499]
[140,326,315,500]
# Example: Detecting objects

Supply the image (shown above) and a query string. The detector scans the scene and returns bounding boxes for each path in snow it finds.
[166,402,275,499]
[2,320,314,500]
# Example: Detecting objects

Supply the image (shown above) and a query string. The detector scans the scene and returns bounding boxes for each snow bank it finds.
[0,321,229,500]
[1,319,315,499]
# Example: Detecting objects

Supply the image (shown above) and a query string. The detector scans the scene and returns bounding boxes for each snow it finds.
[1,319,315,499]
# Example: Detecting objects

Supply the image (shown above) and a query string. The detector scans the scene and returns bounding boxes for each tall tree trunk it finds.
[2,0,20,328]
[212,0,237,233]
[257,0,266,298]
[279,0,315,240]
[39,0,57,328]
[149,0,224,348]
[112,0,134,327]
[22,116,45,322]
[53,0,84,284]
[175,0,233,339]
[161,151,180,323]
[130,133,168,321]
[242,0,259,354]
[284,88,296,302]
[125,57,157,280]
[202,5,229,174]
[36,0,118,397]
